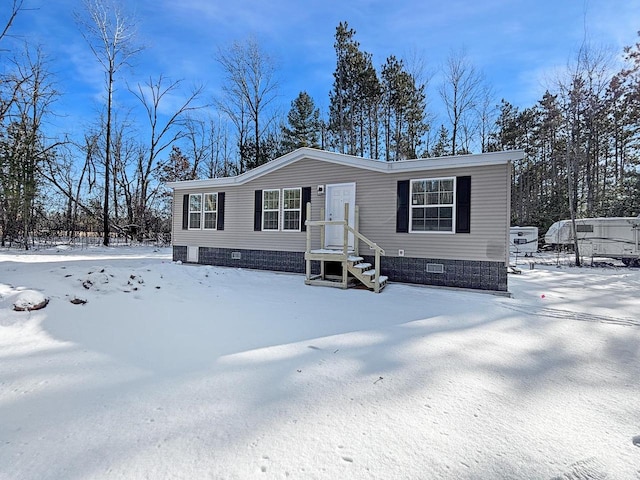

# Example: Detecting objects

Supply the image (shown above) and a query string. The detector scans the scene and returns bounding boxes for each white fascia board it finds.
[166,147,524,190]
[384,151,524,172]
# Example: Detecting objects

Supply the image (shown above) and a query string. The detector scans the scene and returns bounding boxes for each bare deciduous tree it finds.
[0,0,28,125]
[476,84,496,153]
[204,114,234,178]
[76,0,142,245]
[40,140,97,240]
[439,49,484,155]
[555,43,615,266]
[0,45,62,249]
[217,37,279,172]
[0,0,24,45]
[130,75,204,239]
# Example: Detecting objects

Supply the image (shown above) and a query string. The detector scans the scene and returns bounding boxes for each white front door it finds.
[325,182,356,249]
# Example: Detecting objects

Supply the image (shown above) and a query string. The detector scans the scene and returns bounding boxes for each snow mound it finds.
[13,290,49,311]
[79,268,145,293]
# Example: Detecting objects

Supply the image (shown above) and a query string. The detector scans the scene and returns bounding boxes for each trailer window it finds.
[576,224,594,233]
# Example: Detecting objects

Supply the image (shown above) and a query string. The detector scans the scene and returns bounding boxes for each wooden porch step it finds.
[357,275,388,289]
[304,201,386,292]
[310,248,355,254]
[346,265,389,290]
[363,270,388,284]
[367,275,388,286]
[306,251,352,261]
[352,262,372,270]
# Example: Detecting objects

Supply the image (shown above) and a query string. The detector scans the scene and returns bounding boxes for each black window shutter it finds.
[456,176,471,234]
[182,194,189,230]
[301,187,311,232]
[396,180,410,233]
[216,192,225,230]
[254,190,262,231]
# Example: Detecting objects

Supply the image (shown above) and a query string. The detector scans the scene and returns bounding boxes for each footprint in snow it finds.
[337,445,353,463]
[550,457,607,480]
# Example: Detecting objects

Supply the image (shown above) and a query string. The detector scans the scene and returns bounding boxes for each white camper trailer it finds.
[544,217,640,266]
[544,219,572,247]
[510,226,538,256]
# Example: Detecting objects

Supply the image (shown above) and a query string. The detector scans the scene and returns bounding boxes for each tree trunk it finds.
[103,70,113,246]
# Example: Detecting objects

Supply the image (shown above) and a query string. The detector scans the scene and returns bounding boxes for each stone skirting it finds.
[173,246,188,263]
[173,246,507,292]
[363,255,507,292]
[175,246,315,274]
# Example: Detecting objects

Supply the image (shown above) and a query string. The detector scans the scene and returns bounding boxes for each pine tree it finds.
[242,131,285,170]
[329,22,355,154]
[380,55,427,160]
[536,91,566,224]
[281,91,321,152]
[328,22,378,156]
[430,125,451,157]
[159,146,194,184]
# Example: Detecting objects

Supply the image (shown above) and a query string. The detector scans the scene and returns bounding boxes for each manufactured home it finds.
[544,217,640,266]
[510,226,538,256]
[167,148,523,292]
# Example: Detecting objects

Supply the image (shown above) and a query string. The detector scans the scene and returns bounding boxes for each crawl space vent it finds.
[426,263,444,274]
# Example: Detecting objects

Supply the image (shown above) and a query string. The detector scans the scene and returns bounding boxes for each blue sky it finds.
[6,0,640,143]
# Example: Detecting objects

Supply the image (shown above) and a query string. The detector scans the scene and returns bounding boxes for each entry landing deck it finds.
[304,203,387,293]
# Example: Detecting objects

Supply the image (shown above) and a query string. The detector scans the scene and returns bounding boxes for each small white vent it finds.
[426,263,444,274]
[231,251,242,260]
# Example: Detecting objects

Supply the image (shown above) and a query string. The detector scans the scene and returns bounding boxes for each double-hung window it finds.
[203,193,217,230]
[282,188,301,231]
[410,178,455,232]
[261,188,302,231]
[262,189,280,231]
[188,194,202,229]
[188,193,217,230]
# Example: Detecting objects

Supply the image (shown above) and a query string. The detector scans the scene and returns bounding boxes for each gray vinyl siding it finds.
[171,158,509,263]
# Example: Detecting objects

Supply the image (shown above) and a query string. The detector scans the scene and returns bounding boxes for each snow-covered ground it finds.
[1,246,639,479]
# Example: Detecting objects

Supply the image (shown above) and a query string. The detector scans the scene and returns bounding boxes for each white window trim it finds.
[188,193,202,230]
[203,192,218,230]
[409,177,456,234]
[282,187,302,232]
[188,193,220,230]
[262,189,280,231]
